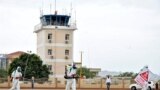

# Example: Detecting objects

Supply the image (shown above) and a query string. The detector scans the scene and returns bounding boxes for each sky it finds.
[0,0,160,74]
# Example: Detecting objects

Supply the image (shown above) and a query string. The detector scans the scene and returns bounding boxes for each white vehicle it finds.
[129,81,155,90]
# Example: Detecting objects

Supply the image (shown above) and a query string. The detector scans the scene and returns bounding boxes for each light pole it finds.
[23,51,32,81]
[80,51,83,78]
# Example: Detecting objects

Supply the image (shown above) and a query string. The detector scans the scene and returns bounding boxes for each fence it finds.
[0,77,158,89]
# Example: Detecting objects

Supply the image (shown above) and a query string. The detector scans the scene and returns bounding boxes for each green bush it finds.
[0,69,7,78]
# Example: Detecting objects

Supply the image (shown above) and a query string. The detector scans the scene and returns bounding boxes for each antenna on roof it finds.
[40,0,44,16]
[50,3,52,14]
[75,10,77,27]
[70,2,73,16]
[40,8,43,17]
[68,2,73,26]
[54,0,57,15]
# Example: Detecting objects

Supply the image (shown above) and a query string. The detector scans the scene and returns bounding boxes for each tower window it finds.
[65,50,69,55]
[48,49,52,55]
[65,34,70,40]
[48,65,52,71]
[48,33,52,39]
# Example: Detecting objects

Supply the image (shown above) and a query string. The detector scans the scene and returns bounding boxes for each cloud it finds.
[0,0,160,73]
[0,4,38,53]
[74,0,160,73]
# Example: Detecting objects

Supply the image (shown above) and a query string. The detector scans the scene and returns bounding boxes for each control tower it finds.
[34,11,77,77]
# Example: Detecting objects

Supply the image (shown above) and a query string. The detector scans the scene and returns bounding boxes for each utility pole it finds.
[78,51,83,88]
[80,51,83,78]
[23,51,32,81]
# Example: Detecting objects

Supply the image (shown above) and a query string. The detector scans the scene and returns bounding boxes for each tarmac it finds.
[1,88,159,90]
[0,89,106,90]
[0,89,126,90]
[0,88,132,90]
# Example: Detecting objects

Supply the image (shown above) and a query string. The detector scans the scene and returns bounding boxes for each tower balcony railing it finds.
[34,23,77,32]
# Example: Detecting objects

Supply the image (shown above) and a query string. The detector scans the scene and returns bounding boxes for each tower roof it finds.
[40,14,70,26]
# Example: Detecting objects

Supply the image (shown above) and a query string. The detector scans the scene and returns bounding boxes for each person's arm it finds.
[110,78,112,83]
[10,76,13,81]
[19,72,23,80]
[105,78,107,84]
[10,71,15,81]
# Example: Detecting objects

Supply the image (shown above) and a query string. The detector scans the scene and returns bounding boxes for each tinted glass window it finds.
[148,82,151,84]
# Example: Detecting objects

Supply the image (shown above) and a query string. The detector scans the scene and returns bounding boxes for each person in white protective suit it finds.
[10,66,22,90]
[64,63,79,90]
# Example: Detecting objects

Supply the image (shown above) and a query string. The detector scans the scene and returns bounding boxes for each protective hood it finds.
[16,66,21,72]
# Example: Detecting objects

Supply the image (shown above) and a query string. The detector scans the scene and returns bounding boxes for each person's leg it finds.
[109,83,111,90]
[107,83,110,90]
[106,84,108,90]
[10,80,17,90]
[108,84,110,90]
[65,79,69,90]
[72,79,76,90]
[16,81,20,90]
[107,85,109,90]
[32,83,34,90]
[66,79,72,90]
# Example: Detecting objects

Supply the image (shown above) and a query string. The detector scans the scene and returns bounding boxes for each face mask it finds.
[73,65,76,69]
[17,67,21,72]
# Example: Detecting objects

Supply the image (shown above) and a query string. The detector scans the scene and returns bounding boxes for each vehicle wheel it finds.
[131,86,137,90]
[147,86,151,90]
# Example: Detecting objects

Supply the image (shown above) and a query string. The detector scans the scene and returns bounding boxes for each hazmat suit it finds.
[10,66,22,90]
[64,63,78,90]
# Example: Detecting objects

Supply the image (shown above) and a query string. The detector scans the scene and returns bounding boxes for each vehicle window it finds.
[148,82,151,84]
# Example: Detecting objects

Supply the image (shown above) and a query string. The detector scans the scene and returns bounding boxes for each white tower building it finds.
[34,11,77,77]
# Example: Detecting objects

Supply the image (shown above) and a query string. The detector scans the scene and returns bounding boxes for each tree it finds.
[76,67,96,78]
[115,72,138,79]
[8,53,50,79]
[0,69,7,78]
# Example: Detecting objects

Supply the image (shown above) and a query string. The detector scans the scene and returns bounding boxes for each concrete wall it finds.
[1,77,156,89]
